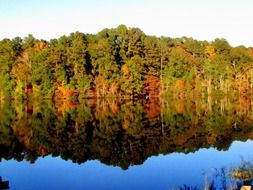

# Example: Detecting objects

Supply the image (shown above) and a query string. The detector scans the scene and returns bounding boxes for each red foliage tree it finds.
[144,75,160,98]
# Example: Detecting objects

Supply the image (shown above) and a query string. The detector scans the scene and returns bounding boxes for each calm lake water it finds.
[0,98,253,189]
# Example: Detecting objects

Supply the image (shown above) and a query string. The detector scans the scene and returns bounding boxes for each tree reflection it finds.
[0,97,253,169]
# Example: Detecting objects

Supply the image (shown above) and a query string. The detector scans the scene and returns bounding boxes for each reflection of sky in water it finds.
[0,140,253,190]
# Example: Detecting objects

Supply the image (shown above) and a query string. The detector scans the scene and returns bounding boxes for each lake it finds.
[0,97,253,189]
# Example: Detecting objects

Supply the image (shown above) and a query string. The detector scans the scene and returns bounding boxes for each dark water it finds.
[0,98,253,189]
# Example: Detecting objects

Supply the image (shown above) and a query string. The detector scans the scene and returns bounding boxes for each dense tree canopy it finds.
[0,25,253,100]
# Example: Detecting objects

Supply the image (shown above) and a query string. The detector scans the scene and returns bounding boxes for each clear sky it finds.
[0,0,253,47]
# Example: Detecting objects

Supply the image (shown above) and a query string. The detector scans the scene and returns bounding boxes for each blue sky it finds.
[1,0,253,47]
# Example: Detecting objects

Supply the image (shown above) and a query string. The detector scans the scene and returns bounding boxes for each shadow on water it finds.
[0,97,253,170]
[0,177,9,190]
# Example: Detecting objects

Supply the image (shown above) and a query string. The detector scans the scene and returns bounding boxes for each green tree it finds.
[0,39,17,99]
[32,46,54,97]
[143,36,161,75]
[121,55,144,96]
[67,32,90,97]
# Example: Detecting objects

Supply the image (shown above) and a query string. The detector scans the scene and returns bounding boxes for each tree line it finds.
[1,25,253,100]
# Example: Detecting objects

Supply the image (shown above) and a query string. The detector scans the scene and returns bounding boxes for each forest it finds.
[0,25,253,100]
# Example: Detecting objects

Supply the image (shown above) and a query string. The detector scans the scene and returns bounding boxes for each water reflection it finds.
[0,97,253,169]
